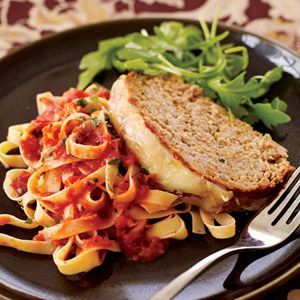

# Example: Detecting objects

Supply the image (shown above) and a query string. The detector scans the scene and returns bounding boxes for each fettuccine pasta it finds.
[0,83,236,275]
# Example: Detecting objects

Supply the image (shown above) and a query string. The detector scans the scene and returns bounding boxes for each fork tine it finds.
[289,208,300,232]
[268,167,300,219]
[277,193,300,226]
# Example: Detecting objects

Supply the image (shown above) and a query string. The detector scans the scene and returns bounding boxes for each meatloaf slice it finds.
[109,72,294,211]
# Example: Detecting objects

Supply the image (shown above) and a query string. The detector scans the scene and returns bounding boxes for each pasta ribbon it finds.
[3,168,33,201]
[39,214,114,241]
[105,163,137,203]
[0,141,27,168]
[200,210,236,239]
[0,84,239,275]
[189,209,206,234]
[147,215,188,240]
[127,204,191,220]
[0,234,55,254]
[53,236,120,275]
[140,190,178,213]
[0,214,38,229]
[36,92,54,115]
[7,123,30,146]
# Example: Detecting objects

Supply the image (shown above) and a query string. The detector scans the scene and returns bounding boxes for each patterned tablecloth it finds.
[0,0,299,299]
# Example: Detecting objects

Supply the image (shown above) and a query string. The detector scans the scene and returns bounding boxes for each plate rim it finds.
[0,17,299,300]
[1,17,299,68]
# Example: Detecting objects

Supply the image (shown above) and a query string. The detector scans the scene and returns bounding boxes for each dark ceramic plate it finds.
[0,18,299,300]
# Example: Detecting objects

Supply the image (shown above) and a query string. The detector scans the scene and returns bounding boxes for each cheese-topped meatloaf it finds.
[109,72,294,212]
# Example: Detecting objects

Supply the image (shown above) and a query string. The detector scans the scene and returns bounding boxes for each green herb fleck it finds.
[89,108,98,113]
[79,116,87,121]
[104,113,110,123]
[92,117,100,126]
[108,158,122,165]
[54,217,60,224]
[76,98,88,107]
[90,96,100,103]
[24,218,33,224]
[219,158,225,163]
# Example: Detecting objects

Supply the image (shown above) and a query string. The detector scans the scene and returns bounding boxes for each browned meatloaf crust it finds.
[119,73,294,197]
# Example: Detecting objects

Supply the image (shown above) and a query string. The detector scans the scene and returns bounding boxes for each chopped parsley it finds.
[54,217,60,224]
[79,116,87,121]
[219,158,226,163]
[89,108,98,113]
[90,96,100,103]
[108,158,122,165]
[92,117,100,126]
[76,98,88,107]
[104,113,110,123]
[24,217,33,224]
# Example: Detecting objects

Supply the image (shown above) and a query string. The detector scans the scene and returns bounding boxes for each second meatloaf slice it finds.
[109,72,294,211]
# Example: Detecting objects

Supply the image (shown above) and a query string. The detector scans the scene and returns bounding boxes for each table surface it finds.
[0,0,299,299]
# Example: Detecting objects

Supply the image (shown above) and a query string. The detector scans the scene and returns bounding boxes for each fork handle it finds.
[150,245,244,300]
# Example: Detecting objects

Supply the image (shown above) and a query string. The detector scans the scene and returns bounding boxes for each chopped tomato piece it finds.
[115,215,169,262]
[11,171,31,195]
[63,88,89,102]
[97,88,110,100]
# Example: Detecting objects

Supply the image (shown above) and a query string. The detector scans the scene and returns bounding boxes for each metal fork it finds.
[151,167,300,300]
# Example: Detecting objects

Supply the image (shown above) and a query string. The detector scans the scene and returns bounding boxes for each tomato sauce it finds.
[36,98,63,122]
[96,88,110,100]
[41,123,60,148]
[20,136,42,162]
[74,124,105,146]
[11,171,31,195]
[81,235,111,249]
[115,215,169,262]
[63,89,89,102]
[20,121,49,162]
[62,164,84,186]
[121,149,139,168]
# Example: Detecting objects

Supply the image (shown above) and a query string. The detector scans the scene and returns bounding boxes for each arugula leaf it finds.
[77,16,290,128]
[251,102,291,128]
[78,36,132,89]
[271,97,288,112]
[207,68,286,120]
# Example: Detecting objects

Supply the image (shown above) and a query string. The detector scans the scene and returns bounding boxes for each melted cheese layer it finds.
[109,75,233,212]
